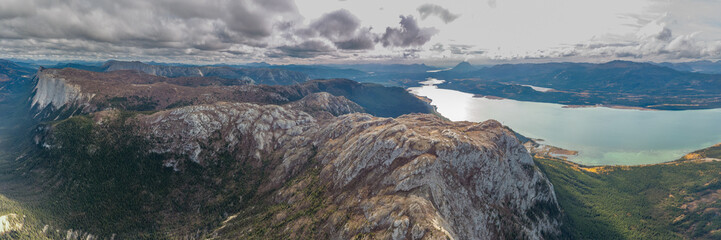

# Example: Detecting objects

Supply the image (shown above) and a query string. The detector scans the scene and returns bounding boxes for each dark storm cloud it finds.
[380,15,439,47]
[0,0,37,20]
[0,0,300,56]
[417,4,460,23]
[334,31,376,50]
[656,27,672,41]
[274,40,336,58]
[310,9,361,40]
[303,9,376,50]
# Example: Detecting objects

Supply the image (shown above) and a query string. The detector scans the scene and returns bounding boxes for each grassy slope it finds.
[684,144,721,159]
[536,157,721,240]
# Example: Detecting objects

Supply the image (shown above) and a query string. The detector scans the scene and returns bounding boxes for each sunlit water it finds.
[409,78,721,166]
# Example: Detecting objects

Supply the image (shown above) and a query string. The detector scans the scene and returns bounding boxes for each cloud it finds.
[333,31,376,50]
[487,0,497,8]
[402,49,422,58]
[303,9,376,50]
[573,17,721,60]
[0,0,301,57]
[310,9,361,41]
[274,40,336,58]
[0,0,37,20]
[380,15,439,48]
[417,4,460,23]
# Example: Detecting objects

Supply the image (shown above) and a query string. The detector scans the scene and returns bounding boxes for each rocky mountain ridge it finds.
[33,101,562,239]
[7,61,563,239]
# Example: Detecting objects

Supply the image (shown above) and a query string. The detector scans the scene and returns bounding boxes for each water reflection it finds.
[409,78,721,165]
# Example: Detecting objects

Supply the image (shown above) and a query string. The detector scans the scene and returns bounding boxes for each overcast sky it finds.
[1,0,720,65]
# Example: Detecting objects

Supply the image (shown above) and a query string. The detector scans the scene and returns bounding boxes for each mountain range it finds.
[1,59,721,239]
[0,59,562,239]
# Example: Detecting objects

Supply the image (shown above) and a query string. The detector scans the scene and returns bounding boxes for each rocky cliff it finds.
[123,102,561,239]
[30,68,94,112]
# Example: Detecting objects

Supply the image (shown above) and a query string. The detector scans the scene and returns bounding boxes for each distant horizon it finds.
[5,57,721,69]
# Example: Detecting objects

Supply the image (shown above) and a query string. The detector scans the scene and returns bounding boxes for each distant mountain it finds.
[244,61,272,68]
[95,60,310,85]
[471,60,721,94]
[433,60,721,109]
[654,60,721,74]
[329,63,440,73]
[448,61,478,73]
[0,59,35,101]
[0,59,34,80]
[0,60,37,138]
[48,62,105,72]
[267,64,369,80]
[30,67,431,119]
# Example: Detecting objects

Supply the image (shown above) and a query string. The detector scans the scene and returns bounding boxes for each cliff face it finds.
[128,102,561,239]
[31,68,94,111]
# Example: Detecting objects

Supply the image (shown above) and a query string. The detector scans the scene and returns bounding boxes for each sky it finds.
[0,0,720,65]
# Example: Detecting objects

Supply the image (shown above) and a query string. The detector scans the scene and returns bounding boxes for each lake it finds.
[409,79,721,166]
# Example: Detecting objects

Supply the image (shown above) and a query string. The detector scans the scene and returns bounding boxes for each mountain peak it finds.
[245,62,271,67]
[450,61,476,72]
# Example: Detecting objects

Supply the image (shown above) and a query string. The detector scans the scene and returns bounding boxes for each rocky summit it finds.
[49,101,561,239]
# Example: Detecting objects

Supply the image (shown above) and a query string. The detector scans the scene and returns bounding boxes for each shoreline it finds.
[409,86,721,167]
[562,104,659,111]
[472,94,506,100]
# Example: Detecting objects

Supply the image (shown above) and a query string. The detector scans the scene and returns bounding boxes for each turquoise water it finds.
[409,79,721,166]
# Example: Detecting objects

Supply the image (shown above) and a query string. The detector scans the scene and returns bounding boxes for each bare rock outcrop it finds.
[0,214,23,235]
[129,102,561,239]
[31,68,94,111]
[308,114,561,239]
[137,102,318,174]
[285,92,365,117]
